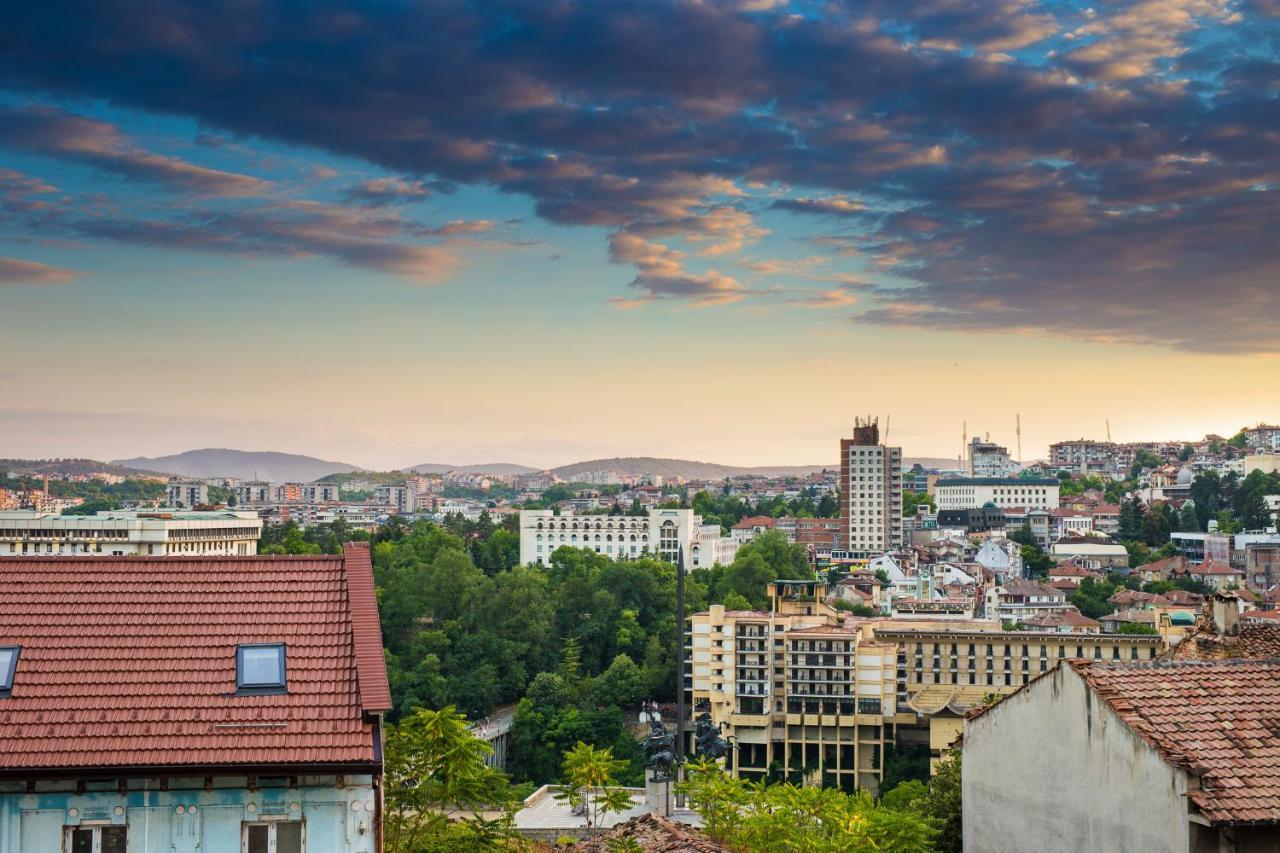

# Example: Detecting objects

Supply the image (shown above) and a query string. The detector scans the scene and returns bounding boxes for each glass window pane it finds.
[70,829,93,853]
[246,824,269,853]
[240,646,283,686]
[276,822,303,853]
[0,649,13,688]
[102,826,127,853]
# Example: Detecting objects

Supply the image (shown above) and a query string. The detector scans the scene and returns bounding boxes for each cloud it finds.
[772,197,867,217]
[0,1,1276,343]
[0,105,269,197]
[343,177,441,206]
[0,256,78,285]
[609,231,748,306]
[74,201,462,282]
[787,285,862,308]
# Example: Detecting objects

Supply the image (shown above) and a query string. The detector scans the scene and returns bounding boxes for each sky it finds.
[1,0,1278,470]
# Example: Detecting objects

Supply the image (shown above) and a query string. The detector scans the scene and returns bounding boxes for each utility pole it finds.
[674,545,686,806]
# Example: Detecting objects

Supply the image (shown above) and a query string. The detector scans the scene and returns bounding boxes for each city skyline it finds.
[2,1,1278,467]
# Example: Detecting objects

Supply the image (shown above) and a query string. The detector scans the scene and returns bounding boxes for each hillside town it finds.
[2,421,1279,851]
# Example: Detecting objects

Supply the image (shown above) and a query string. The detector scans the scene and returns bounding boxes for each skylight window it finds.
[0,646,19,696]
[237,644,286,692]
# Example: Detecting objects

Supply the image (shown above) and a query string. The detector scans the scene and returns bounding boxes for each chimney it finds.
[1210,593,1240,637]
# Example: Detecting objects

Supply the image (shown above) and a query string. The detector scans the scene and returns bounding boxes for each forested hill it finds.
[550,457,830,480]
[111,448,360,481]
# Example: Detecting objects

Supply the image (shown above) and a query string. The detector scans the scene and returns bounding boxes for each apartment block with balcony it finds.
[688,581,897,793]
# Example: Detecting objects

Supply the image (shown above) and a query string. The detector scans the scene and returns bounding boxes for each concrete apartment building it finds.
[165,479,209,508]
[234,480,341,506]
[835,420,903,560]
[688,583,1165,787]
[0,509,263,557]
[967,436,1018,478]
[935,477,1059,512]
[687,581,898,792]
[519,508,735,568]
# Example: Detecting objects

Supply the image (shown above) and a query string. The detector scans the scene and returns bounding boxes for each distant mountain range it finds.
[20,448,968,483]
[409,462,540,476]
[547,457,831,480]
[111,449,360,482]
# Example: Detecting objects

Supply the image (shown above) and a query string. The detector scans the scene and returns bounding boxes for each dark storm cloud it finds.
[0,1,1277,349]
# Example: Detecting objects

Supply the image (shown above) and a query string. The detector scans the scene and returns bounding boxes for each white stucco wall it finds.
[963,665,1191,853]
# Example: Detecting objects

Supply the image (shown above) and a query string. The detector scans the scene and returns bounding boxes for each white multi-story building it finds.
[166,480,209,508]
[234,481,275,505]
[0,509,262,557]
[836,420,903,559]
[935,477,1059,511]
[968,436,1018,478]
[519,507,736,567]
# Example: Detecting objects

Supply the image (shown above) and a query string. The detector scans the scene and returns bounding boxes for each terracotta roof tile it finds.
[1171,621,1280,661]
[1070,658,1280,825]
[0,548,384,774]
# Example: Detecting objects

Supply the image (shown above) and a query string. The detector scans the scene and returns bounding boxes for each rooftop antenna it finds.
[1016,414,1023,464]
[884,414,891,444]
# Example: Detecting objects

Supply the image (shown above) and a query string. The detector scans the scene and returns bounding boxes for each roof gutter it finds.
[0,760,382,782]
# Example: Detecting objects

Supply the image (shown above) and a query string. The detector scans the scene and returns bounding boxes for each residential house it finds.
[1047,539,1129,570]
[0,543,391,853]
[973,538,1023,582]
[1174,559,1246,591]
[964,657,1280,852]
[985,580,1073,624]
[730,515,775,544]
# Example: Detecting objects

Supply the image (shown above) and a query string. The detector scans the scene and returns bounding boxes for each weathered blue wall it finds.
[0,774,378,853]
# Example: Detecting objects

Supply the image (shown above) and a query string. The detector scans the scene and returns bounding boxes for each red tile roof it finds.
[0,545,386,775]
[1070,659,1280,825]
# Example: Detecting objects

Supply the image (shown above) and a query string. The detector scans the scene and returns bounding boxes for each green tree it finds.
[554,742,634,829]
[383,706,517,853]
[924,752,963,853]
[587,654,647,710]
[1116,622,1159,635]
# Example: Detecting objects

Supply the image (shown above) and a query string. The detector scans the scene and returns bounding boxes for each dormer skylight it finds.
[236,643,286,693]
[0,646,19,696]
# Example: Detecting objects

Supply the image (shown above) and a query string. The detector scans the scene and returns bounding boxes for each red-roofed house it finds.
[730,515,775,544]
[0,543,391,853]
[964,658,1280,851]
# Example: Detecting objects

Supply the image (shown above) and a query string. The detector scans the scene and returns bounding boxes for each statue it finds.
[640,718,677,781]
[693,711,734,761]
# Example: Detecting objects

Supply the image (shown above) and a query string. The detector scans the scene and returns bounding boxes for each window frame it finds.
[242,819,305,853]
[64,824,127,853]
[236,643,287,694]
[0,646,19,697]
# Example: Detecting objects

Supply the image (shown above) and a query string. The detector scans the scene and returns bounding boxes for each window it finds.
[0,646,18,696]
[243,822,303,853]
[67,826,127,853]
[237,644,286,692]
